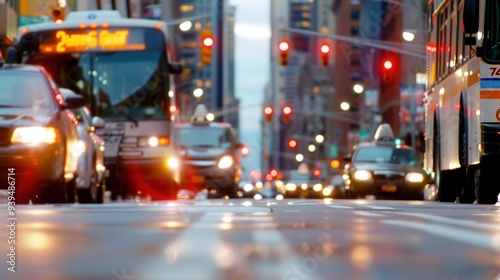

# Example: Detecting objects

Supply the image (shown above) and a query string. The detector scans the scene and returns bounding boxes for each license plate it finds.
[381,185,397,192]
[192,175,205,183]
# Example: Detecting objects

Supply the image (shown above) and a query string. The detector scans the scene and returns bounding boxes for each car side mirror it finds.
[168,62,182,74]
[61,93,86,110]
[92,116,105,128]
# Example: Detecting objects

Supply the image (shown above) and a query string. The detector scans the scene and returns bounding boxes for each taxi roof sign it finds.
[191,104,209,123]
[373,123,395,144]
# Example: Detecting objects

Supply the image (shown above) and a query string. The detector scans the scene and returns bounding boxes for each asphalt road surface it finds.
[1,197,500,280]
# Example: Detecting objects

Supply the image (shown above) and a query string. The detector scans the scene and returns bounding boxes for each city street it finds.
[1,196,500,280]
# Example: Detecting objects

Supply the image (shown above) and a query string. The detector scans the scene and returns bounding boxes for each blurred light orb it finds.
[193,88,203,98]
[206,113,215,121]
[340,102,350,111]
[296,154,304,162]
[179,21,192,32]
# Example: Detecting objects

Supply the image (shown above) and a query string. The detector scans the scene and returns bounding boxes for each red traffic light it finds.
[264,106,273,115]
[288,139,298,150]
[270,168,278,178]
[313,168,321,177]
[279,40,290,52]
[320,43,330,54]
[282,106,292,124]
[383,60,393,70]
[320,42,330,66]
[278,40,290,66]
[264,105,273,123]
[282,106,292,115]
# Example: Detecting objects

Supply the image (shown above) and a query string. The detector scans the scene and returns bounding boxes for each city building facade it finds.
[266,0,336,180]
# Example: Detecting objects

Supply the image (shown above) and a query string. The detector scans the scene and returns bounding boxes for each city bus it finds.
[424,0,500,204]
[8,10,181,200]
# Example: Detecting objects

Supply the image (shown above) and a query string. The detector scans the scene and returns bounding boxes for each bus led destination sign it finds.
[39,29,146,53]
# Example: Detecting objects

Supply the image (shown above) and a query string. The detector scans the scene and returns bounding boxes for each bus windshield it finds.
[484,0,500,62]
[26,50,170,120]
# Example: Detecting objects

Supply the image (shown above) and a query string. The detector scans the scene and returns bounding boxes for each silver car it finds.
[61,89,106,204]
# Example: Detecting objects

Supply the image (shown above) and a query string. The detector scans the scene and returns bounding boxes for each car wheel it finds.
[477,155,500,204]
[78,164,99,204]
[95,176,105,204]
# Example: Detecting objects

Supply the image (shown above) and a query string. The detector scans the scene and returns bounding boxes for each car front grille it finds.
[373,171,405,185]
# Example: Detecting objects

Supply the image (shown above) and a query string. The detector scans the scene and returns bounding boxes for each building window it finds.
[350,72,361,81]
[351,10,360,20]
[351,26,359,36]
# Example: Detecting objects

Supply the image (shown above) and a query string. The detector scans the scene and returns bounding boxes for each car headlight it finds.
[285,183,297,191]
[353,170,372,181]
[11,126,58,144]
[218,155,234,169]
[313,183,323,192]
[139,136,170,147]
[322,188,332,196]
[166,156,179,169]
[405,172,424,183]
[243,183,254,192]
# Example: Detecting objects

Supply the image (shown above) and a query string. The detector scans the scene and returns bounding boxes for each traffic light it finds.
[269,168,278,178]
[264,105,273,123]
[288,139,298,150]
[313,168,321,178]
[381,53,397,83]
[278,40,290,66]
[282,106,292,124]
[320,42,330,67]
[52,8,64,23]
[200,29,214,66]
[330,159,340,169]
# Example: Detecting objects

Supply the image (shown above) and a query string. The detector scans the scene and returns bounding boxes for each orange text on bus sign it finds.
[42,29,145,53]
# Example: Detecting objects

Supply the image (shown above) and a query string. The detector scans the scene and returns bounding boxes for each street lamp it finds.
[308,144,316,153]
[402,30,416,42]
[179,21,192,32]
[295,154,304,162]
[193,88,203,98]
[340,102,350,111]
[353,83,364,94]
[402,29,427,42]
[315,134,324,144]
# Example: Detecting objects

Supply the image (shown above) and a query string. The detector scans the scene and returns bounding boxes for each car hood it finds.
[0,108,54,127]
[180,147,229,160]
[351,162,423,173]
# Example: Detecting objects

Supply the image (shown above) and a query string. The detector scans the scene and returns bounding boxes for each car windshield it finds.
[178,126,233,148]
[0,71,54,110]
[353,146,420,165]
